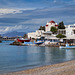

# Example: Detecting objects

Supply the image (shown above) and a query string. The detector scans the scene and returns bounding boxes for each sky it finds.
[0,0,75,34]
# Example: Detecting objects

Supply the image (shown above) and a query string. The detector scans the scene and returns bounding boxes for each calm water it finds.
[0,41,75,73]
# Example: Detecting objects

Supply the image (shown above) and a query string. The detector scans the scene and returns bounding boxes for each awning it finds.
[43,31,52,34]
[45,36,59,39]
[63,37,75,39]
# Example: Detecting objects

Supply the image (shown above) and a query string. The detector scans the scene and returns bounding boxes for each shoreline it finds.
[1,60,75,75]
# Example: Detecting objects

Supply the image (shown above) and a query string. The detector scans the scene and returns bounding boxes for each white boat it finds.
[59,44,75,49]
[35,41,44,45]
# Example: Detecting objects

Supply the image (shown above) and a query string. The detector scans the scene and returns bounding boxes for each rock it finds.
[10,41,23,46]
[0,40,2,43]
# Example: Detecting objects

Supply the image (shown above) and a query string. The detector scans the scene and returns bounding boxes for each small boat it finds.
[35,41,44,45]
[59,43,75,49]
[17,38,30,43]
[24,42,33,45]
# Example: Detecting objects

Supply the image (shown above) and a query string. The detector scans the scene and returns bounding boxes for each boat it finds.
[35,41,44,45]
[59,43,75,49]
[24,42,33,45]
[17,38,30,43]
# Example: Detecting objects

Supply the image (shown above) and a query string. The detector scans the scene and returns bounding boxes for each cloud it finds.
[21,18,49,24]
[0,8,36,16]
[0,25,23,34]
[53,0,57,3]
[0,2,75,33]
[0,0,74,9]
[0,9,23,15]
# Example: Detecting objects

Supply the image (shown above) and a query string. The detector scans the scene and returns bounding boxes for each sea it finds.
[0,41,75,73]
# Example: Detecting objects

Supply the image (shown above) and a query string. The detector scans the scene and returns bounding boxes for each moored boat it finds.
[59,43,75,49]
[17,38,30,43]
[35,41,44,45]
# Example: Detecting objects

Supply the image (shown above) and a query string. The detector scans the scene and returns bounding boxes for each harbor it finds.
[0,20,74,74]
[0,0,75,75]
[8,20,75,48]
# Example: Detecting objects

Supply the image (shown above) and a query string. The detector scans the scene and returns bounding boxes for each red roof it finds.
[49,20,55,23]
[46,25,48,26]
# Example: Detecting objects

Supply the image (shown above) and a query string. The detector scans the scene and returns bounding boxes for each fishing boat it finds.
[59,43,75,49]
[35,41,44,45]
[17,38,30,43]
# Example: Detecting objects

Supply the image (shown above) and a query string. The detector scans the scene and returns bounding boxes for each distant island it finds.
[1,31,26,37]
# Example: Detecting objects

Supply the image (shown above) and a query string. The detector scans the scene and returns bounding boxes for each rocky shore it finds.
[9,41,25,46]
[1,60,75,75]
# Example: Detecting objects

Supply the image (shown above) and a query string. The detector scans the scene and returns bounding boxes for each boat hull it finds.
[35,42,44,45]
[59,46,75,49]
[17,39,30,43]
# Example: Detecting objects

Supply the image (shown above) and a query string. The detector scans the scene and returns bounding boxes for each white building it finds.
[28,30,44,39]
[27,20,75,42]
[65,24,75,38]
[57,24,75,39]
[45,20,58,32]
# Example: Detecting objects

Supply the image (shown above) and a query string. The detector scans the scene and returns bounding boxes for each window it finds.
[58,30,66,34]
[70,26,75,27]
[74,30,75,34]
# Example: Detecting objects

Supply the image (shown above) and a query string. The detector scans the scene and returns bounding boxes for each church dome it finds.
[49,20,55,23]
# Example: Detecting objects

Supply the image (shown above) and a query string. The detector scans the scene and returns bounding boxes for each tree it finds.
[56,34,66,39]
[23,34,28,38]
[56,34,66,45]
[50,26,58,34]
[58,21,65,29]
[39,26,45,31]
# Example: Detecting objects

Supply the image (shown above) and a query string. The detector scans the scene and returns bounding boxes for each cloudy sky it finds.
[0,0,75,34]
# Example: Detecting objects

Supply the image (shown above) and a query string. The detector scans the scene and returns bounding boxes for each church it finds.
[45,20,58,32]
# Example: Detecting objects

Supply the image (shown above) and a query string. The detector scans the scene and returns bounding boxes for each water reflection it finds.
[65,49,75,60]
[0,42,75,73]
